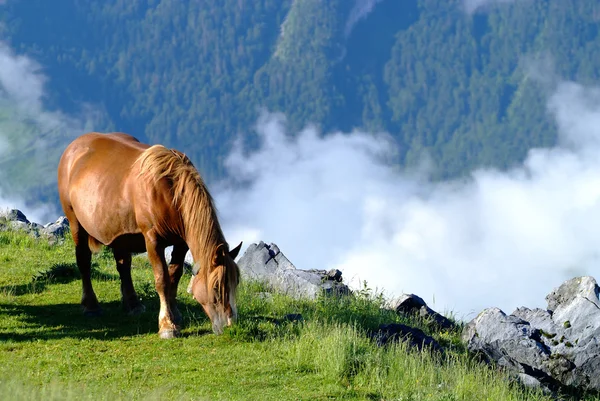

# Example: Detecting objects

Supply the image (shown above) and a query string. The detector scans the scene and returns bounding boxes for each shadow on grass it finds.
[0,300,157,341]
[0,296,211,342]
[0,282,47,296]
[0,262,119,296]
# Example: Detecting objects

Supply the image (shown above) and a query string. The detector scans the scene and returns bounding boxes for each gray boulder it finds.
[4,209,29,223]
[392,293,458,331]
[43,216,70,238]
[463,276,600,393]
[1,208,33,232]
[0,209,69,240]
[1,208,38,234]
[236,241,349,299]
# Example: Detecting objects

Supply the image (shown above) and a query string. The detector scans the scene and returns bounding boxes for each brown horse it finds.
[57,132,241,338]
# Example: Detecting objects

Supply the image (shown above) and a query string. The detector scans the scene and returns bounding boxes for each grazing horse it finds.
[57,132,241,338]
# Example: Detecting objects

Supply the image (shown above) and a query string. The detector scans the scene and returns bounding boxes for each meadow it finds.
[0,227,589,400]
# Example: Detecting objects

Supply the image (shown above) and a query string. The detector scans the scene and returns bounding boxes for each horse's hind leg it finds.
[168,244,189,325]
[113,248,145,316]
[71,223,102,316]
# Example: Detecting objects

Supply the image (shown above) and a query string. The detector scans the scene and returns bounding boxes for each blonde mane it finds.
[136,145,237,292]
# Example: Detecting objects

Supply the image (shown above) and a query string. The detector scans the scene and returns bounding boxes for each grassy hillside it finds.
[0,226,590,400]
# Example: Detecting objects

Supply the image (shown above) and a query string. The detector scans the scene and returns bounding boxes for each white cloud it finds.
[0,42,47,115]
[463,0,523,14]
[0,41,102,224]
[216,79,600,320]
[345,0,385,37]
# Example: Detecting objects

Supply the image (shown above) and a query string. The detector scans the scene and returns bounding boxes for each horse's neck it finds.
[187,223,224,268]
[180,184,224,268]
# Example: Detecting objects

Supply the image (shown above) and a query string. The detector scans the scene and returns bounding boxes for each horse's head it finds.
[190,242,242,334]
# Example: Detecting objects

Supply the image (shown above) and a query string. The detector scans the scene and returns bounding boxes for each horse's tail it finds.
[88,236,103,254]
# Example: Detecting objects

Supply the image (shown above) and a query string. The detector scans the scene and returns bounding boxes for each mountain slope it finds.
[1,0,600,203]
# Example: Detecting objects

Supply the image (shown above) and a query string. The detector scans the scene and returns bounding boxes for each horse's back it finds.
[58,133,150,246]
[58,132,147,195]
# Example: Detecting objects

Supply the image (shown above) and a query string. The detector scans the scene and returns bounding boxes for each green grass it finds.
[0,228,595,400]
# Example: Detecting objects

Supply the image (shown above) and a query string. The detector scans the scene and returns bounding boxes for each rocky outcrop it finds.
[42,216,70,238]
[368,293,455,353]
[0,209,70,240]
[237,241,349,299]
[463,276,600,393]
[392,293,458,331]
[238,241,448,353]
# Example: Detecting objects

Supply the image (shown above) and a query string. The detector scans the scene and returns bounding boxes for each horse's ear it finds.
[229,241,242,260]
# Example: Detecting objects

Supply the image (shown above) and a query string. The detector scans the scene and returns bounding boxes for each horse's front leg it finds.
[145,233,179,339]
[168,244,189,325]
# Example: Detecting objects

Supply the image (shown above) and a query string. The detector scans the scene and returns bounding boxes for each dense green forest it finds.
[1,0,600,207]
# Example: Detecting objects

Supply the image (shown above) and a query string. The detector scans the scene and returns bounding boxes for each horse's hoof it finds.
[159,329,180,339]
[126,303,146,316]
[212,324,224,335]
[83,308,103,317]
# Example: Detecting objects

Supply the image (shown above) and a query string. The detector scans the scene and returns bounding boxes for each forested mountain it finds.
[1,0,600,202]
